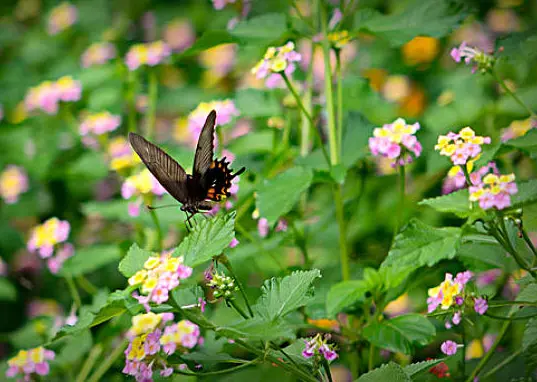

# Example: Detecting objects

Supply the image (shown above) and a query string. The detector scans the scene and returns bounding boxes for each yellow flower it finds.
[131,312,161,336]
[142,276,158,293]
[441,144,456,156]
[8,350,28,367]
[483,174,499,185]
[500,174,515,183]
[448,166,461,177]
[459,127,475,140]
[163,257,180,272]
[466,339,484,360]
[402,36,440,66]
[307,318,340,331]
[328,30,350,48]
[270,58,287,72]
[128,270,147,286]
[264,47,276,60]
[29,347,44,363]
[144,256,161,270]
[470,189,484,201]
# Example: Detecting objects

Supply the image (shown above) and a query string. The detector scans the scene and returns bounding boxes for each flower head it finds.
[369,117,422,166]
[207,271,238,299]
[427,271,473,313]
[121,169,167,217]
[468,163,517,210]
[302,334,338,363]
[0,165,29,204]
[402,36,440,66]
[80,111,121,137]
[164,19,195,52]
[327,30,351,49]
[27,217,71,260]
[6,347,55,380]
[435,127,491,166]
[450,41,495,74]
[183,100,239,147]
[24,77,81,115]
[48,2,77,35]
[474,297,488,315]
[81,42,116,68]
[251,42,302,88]
[501,117,536,142]
[440,340,459,356]
[125,41,171,71]
[107,137,141,172]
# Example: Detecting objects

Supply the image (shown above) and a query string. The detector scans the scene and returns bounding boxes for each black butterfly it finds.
[128,110,245,226]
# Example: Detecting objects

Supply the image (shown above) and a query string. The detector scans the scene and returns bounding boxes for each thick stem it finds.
[301,47,314,158]
[320,1,339,165]
[333,185,350,281]
[228,298,249,319]
[146,69,158,140]
[395,165,406,236]
[75,344,103,382]
[65,274,81,308]
[149,208,163,252]
[76,275,98,295]
[335,50,344,158]
[368,343,375,370]
[220,255,255,318]
[492,69,536,117]
[127,70,137,133]
[87,339,129,382]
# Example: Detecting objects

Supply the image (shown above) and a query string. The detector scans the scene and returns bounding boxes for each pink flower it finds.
[177,264,193,279]
[0,165,29,204]
[127,201,141,217]
[474,297,488,315]
[369,118,421,166]
[452,311,461,325]
[164,19,196,52]
[125,41,171,71]
[454,270,473,286]
[258,218,269,238]
[48,2,77,35]
[151,285,169,304]
[229,238,239,248]
[79,112,121,136]
[440,340,458,356]
[81,42,116,68]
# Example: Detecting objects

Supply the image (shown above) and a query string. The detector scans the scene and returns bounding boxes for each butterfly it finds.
[128,110,245,226]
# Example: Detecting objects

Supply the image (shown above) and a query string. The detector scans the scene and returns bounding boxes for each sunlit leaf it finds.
[357,361,411,381]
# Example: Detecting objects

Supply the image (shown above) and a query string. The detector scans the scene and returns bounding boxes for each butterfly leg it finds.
[184,211,193,232]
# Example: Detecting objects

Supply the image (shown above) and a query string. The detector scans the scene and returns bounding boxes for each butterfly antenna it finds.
[147,204,177,210]
[232,167,246,178]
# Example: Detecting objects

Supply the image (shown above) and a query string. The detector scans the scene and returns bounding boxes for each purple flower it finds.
[440,340,458,356]
[452,311,461,325]
[474,297,488,315]
[258,217,269,238]
[454,271,473,286]
[455,296,464,306]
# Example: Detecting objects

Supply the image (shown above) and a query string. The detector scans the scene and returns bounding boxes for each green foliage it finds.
[118,243,151,278]
[357,361,411,381]
[60,245,121,277]
[54,330,93,367]
[419,190,471,218]
[218,318,295,342]
[235,89,281,117]
[362,314,436,354]
[0,278,17,301]
[505,129,537,158]
[230,13,287,45]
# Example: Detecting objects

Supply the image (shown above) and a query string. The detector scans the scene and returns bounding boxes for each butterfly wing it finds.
[128,132,189,204]
[192,110,216,190]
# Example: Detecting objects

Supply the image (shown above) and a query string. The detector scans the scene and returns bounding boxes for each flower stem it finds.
[65,274,81,308]
[335,50,344,157]
[281,72,330,165]
[395,164,406,236]
[228,298,249,319]
[75,344,103,382]
[149,208,163,252]
[220,255,254,318]
[481,348,522,379]
[492,69,536,117]
[322,359,333,382]
[461,321,466,379]
[127,70,137,133]
[76,275,98,295]
[320,1,339,166]
[87,338,129,382]
[333,185,350,281]
[519,225,537,261]
[368,343,375,370]
[146,69,158,140]
[301,54,313,158]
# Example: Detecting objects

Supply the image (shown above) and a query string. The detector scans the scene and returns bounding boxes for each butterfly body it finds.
[128,110,245,224]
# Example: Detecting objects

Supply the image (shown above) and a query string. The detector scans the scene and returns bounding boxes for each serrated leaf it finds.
[176,213,235,267]
[457,235,517,271]
[418,189,471,217]
[380,219,462,288]
[256,167,313,225]
[0,278,17,301]
[171,286,205,308]
[326,280,369,317]
[363,314,436,355]
[355,0,466,46]
[254,269,322,321]
[357,361,411,381]
[230,13,286,43]
[512,179,537,208]
[403,358,443,377]
[523,318,537,350]
[59,245,120,277]
[118,243,151,278]
[217,318,295,342]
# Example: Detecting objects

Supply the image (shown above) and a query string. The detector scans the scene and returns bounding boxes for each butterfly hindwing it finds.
[204,158,245,202]
[128,132,189,204]
[192,110,216,191]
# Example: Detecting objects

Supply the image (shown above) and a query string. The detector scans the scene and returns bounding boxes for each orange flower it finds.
[402,36,440,66]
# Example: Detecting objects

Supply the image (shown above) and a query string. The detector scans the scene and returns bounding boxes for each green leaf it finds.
[267,341,313,367]
[67,151,108,180]
[357,361,411,382]
[178,30,237,58]
[523,318,537,350]
[119,243,151,278]
[256,167,313,225]
[0,278,17,301]
[418,189,471,217]
[512,179,537,208]
[230,13,286,44]
[403,358,443,377]
[228,131,274,155]
[326,279,373,317]
[235,89,281,118]
[59,245,121,277]
[380,219,462,288]
[254,270,321,321]
[217,318,295,342]
[171,286,205,308]
[458,236,517,272]
[356,0,466,46]
[505,129,537,158]
[176,213,236,267]
[362,314,436,355]
[54,330,93,367]
[517,283,537,302]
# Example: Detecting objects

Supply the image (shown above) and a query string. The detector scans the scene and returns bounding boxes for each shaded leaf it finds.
[418,189,471,217]
[512,179,537,208]
[0,278,17,301]
[326,280,369,317]
[179,30,237,58]
[217,318,295,342]
[60,245,120,277]
[54,330,93,367]
[235,89,281,118]
[357,361,411,381]
[118,243,151,278]
[403,358,443,377]
[230,13,286,43]
[505,129,537,158]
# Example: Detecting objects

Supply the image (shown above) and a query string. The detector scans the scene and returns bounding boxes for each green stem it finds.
[461,165,472,187]
[65,275,81,308]
[461,321,466,379]
[465,314,512,382]
[127,70,137,133]
[228,298,249,319]
[395,164,406,236]
[481,348,522,379]
[322,359,333,382]
[146,69,158,139]
[281,72,330,165]
[289,220,311,268]
[149,208,163,252]
[496,217,534,275]
[220,256,254,318]
[368,343,375,371]
[520,225,537,260]
[492,69,536,117]
[301,47,314,158]
[87,339,129,382]
[333,185,350,281]
[75,344,103,382]
[174,358,259,376]
[335,50,343,157]
[320,0,338,165]
[76,275,98,295]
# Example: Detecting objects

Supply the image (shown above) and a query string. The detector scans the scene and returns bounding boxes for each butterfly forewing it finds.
[128,132,189,204]
[192,110,216,190]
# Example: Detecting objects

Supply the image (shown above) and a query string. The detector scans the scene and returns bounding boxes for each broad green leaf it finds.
[256,167,313,225]
[457,237,517,272]
[355,0,466,46]
[512,179,537,208]
[362,314,436,354]
[178,30,237,58]
[523,318,537,350]
[228,131,274,155]
[176,213,236,267]
[54,330,93,367]
[380,219,462,288]
[0,278,17,301]
[403,358,443,377]
[418,189,471,217]
[67,151,108,180]
[59,245,121,277]
[267,341,313,367]
[326,280,369,317]
[235,89,281,118]
[517,283,537,302]
[357,361,411,382]
[171,286,205,308]
[119,243,151,278]
[497,87,537,116]
[217,318,295,342]
[255,269,321,321]
[505,129,537,158]
[230,13,286,43]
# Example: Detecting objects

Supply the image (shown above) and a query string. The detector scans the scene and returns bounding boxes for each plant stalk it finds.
[220,255,255,318]
[334,185,350,280]
[87,339,129,382]
[146,69,158,139]
[492,69,536,117]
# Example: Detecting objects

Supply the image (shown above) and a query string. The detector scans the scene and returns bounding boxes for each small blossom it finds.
[164,19,195,52]
[107,137,141,172]
[327,30,351,49]
[440,340,458,356]
[79,111,121,137]
[0,165,29,204]
[469,164,517,210]
[207,271,238,299]
[47,2,77,35]
[81,42,116,68]
[501,118,536,142]
[199,43,237,78]
[435,127,491,166]
[24,77,81,115]
[302,334,338,363]
[183,100,239,147]
[427,271,472,313]
[6,347,55,380]
[121,169,167,216]
[402,36,440,66]
[258,218,269,238]
[429,360,450,378]
[251,42,302,88]
[450,41,495,74]
[369,117,422,166]
[474,297,488,315]
[27,217,71,261]
[125,41,171,71]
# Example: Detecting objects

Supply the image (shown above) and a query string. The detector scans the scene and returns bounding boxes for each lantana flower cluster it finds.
[450,41,495,74]
[24,76,82,115]
[184,100,239,147]
[81,42,117,68]
[427,271,489,356]
[47,2,77,35]
[251,42,302,88]
[206,270,238,299]
[107,137,141,172]
[469,162,518,210]
[302,333,338,363]
[435,127,491,166]
[79,111,121,145]
[163,19,195,53]
[368,118,422,166]
[256,216,288,238]
[121,169,167,217]
[0,165,29,204]
[125,41,171,71]
[128,252,192,306]
[123,312,201,381]
[6,346,55,380]
[27,218,74,274]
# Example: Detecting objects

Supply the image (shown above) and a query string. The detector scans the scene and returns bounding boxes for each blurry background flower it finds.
[107,136,141,172]
[47,2,77,35]
[163,19,195,52]
[0,165,29,204]
[501,117,535,141]
[24,76,81,115]
[125,41,171,71]
[402,36,440,66]
[121,169,167,217]
[185,100,239,147]
[81,42,116,68]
